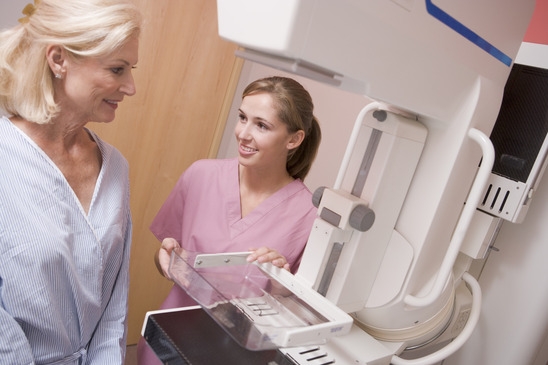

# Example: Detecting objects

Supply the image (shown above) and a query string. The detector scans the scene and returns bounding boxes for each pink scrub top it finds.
[150,158,317,309]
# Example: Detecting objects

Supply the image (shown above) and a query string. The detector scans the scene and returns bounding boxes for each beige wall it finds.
[89,0,242,344]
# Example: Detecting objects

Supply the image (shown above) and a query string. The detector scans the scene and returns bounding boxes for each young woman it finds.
[137,76,322,364]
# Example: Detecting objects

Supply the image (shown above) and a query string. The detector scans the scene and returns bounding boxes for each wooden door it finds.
[89,0,242,344]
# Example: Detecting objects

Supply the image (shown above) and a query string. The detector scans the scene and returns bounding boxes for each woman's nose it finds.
[121,73,136,96]
[237,123,252,140]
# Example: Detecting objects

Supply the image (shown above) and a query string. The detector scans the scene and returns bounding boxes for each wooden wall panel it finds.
[89,0,242,344]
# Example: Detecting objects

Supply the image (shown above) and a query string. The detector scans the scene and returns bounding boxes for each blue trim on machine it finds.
[425,0,512,66]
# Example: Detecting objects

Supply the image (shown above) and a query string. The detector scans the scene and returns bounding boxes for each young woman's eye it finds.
[111,67,124,74]
[238,113,246,122]
[257,122,268,130]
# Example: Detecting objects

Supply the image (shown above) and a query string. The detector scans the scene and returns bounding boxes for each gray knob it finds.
[312,186,326,208]
[349,205,375,232]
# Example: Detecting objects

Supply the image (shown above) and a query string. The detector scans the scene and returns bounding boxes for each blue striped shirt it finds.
[0,116,132,364]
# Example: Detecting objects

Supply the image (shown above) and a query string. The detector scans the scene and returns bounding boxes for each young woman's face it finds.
[61,36,139,124]
[235,92,298,172]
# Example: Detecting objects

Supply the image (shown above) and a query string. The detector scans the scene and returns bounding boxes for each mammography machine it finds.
[143,1,546,364]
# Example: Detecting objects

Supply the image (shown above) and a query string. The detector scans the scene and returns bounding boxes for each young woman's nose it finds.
[237,123,252,140]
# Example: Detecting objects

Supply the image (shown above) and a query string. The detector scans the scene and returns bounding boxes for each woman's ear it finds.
[45,45,66,78]
[287,130,305,150]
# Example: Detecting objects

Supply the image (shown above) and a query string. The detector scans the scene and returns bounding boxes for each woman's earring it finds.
[55,73,62,79]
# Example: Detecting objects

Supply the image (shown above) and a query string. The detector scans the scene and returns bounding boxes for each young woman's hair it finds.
[242,76,322,181]
[0,0,142,124]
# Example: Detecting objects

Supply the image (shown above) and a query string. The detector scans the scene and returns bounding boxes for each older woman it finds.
[0,0,141,363]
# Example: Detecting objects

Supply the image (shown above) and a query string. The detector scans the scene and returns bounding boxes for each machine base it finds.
[143,307,295,365]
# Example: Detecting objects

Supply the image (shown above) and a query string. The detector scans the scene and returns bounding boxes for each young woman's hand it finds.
[247,247,291,271]
[154,238,180,279]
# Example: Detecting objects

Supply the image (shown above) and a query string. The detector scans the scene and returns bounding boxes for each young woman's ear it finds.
[287,130,305,150]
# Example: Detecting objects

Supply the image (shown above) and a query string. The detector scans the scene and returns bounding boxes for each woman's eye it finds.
[257,122,268,130]
[111,67,124,74]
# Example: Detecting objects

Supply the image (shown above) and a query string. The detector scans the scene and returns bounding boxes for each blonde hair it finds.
[0,0,142,124]
[242,76,322,181]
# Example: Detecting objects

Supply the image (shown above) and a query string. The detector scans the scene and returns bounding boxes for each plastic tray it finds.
[168,248,353,351]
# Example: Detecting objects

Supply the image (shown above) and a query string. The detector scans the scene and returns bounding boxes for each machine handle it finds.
[404,128,494,307]
[334,101,382,189]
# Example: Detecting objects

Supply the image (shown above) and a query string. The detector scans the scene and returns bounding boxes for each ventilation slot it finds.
[285,346,336,365]
[481,183,511,213]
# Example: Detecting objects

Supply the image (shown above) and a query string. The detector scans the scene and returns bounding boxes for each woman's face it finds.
[59,36,139,124]
[235,92,298,172]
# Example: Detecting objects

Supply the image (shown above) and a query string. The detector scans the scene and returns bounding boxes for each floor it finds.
[125,345,137,365]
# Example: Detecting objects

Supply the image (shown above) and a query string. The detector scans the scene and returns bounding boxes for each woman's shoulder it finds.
[186,158,237,176]
[179,158,237,189]
[273,179,316,216]
[286,178,313,199]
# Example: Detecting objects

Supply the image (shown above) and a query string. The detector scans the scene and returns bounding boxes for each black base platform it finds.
[143,307,296,365]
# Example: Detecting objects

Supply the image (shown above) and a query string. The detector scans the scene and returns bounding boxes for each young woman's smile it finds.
[235,92,295,171]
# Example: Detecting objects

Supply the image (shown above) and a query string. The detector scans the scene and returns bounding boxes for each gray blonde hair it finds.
[0,0,142,124]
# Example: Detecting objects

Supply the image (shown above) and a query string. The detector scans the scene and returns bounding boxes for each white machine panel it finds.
[215,1,536,364]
